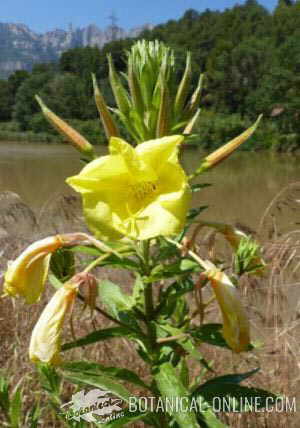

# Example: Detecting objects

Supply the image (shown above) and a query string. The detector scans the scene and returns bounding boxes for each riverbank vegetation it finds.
[0,0,299,150]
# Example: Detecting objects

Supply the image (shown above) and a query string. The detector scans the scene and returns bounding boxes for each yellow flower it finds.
[203,262,250,352]
[3,236,63,304]
[67,136,191,240]
[29,282,78,365]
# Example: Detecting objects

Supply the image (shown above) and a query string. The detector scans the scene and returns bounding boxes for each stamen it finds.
[131,181,157,200]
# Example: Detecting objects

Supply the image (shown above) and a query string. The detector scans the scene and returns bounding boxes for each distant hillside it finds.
[0,22,151,78]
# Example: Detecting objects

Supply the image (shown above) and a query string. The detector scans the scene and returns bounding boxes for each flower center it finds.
[130,181,157,200]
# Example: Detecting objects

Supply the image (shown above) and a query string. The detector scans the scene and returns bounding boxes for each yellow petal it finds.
[136,135,184,170]
[66,155,130,194]
[3,236,63,304]
[109,136,155,181]
[205,266,250,352]
[29,282,78,365]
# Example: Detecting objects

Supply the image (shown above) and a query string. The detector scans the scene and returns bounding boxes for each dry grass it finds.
[0,186,299,427]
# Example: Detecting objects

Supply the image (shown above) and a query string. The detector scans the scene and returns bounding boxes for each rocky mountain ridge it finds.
[0,22,151,78]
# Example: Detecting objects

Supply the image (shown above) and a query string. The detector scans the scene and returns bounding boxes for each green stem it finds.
[83,253,111,273]
[77,293,142,335]
[141,240,156,348]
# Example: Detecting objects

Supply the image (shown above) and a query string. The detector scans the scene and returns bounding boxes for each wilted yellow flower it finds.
[29,282,78,365]
[3,236,63,304]
[67,136,191,240]
[202,262,250,352]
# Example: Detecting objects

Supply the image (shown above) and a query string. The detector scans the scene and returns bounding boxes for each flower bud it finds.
[29,281,78,365]
[203,263,250,352]
[193,115,262,176]
[3,236,63,304]
[35,96,96,159]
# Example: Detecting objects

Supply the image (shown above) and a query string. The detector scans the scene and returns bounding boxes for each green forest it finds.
[0,0,299,151]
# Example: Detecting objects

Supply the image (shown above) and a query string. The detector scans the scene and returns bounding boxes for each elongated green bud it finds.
[107,54,131,115]
[183,108,201,135]
[186,74,204,117]
[92,74,120,140]
[174,52,192,117]
[191,115,263,177]
[156,85,170,138]
[128,56,144,116]
[35,96,95,159]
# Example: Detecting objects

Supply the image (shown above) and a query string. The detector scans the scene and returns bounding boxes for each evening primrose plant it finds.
[1,40,277,427]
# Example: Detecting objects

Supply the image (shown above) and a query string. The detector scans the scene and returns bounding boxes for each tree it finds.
[13,71,54,129]
[8,70,30,99]
[0,80,12,121]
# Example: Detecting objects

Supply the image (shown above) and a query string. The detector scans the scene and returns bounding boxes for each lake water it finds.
[0,141,299,231]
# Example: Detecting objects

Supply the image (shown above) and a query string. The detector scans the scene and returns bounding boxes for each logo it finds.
[60,388,124,423]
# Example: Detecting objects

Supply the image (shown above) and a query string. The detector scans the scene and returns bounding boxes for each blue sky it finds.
[2,0,278,33]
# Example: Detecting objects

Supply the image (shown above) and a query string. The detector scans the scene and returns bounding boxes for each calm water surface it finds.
[0,141,299,230]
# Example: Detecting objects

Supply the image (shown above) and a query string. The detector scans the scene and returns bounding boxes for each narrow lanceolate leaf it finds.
[108,54,131,115]
[184,108,201,135]
[62,326,136,351]
[174,52,192,117]
[154,362,199,428]
[0,376,10,414]
[35,96,95,159]
[92,74,120,140]
[186,74,204,117]
[60,370,131,402]
[62,361,151,391]
[194,376,278,413]
[128,56,144,116]
[9,386,22,428]
[156,85,170,138]
[192,115,263,177]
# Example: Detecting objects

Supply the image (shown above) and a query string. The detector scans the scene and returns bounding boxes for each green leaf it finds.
[196,395,228,428]
[0,375,10,414]
[108,54,131,116]
[132,274,145,308]
[149,259,198,282]
[187,206,209,221]
[50,248,75,282]
[190,324,229,349]
[157,278,195,318]
[26,403,42,428]
[98,280,134,315]
[98,280,141,330]
[154,362,199,428]
[178,358,189,389]
[180,259,200,272]
[37,364,61,397]
[198,368,260,389]
[62,326,136,351]
[60,369,131,403]
[100,254,140,272]
[160,325,213,373]
[62,361,151,391]
[190,324,254,351]
[9,387,22,428]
